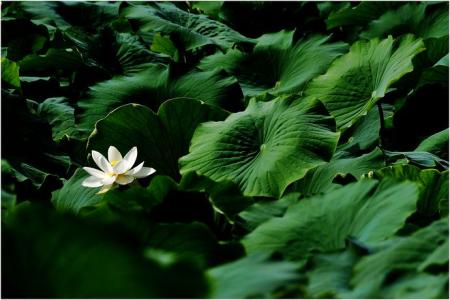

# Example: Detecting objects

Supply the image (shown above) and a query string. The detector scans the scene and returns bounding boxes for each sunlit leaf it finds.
[180,96,340,197]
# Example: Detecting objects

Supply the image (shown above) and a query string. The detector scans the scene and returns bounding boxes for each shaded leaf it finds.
[38,97,77,142]
[383,150,449,169]
[3,202,209,298]
[123,2,253,50]
[293,148,385,195]
[345,217,448,298]
[243,179,419,259]
[200,32,347,97]
[145,222,243,268]
[371,164,448,220]
[207,252,299,299]
[326,2,398,29]
[88,99,228,179]
[361,3,449,40]
[52,168,104,214]
[78,66,241,131]
[238,193,299,231]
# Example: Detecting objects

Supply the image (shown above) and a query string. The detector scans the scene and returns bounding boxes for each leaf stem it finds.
[377,102,385,148]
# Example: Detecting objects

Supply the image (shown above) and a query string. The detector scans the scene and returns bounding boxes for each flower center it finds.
[106,172,116,177]
[110,160,120,166]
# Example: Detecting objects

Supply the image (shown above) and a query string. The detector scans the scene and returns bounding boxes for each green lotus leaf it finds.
[199,32,347,97]
[123,2,253,50]
[243,179,419,259]
[37,97,77,142]
[383,150,449,169]
[150,33,180,61]
[52,168,104,213]
[207,252,300,299]
[417,53,449,89]
[78,65,241,131]
[3,202,208,298]
[145,222,243,268]
[371,164,448,219]
[326,2,398,29]
[344,217,448,298]
[416,128,449,160]
[180,96,340,198]
[294,147,385,196]
[88,98,228,179]
[305,35,425,129]
[2,17,49,61]
[337,106,381,153]
[19,48,84,75]
[2,90,71,191]
[191,1,223,18]
[1,57,20,88]
[20,1,119,31]
[305,247,361,298]
[238,192,299,231]
[179,172,254,218]
[361,3,449,40]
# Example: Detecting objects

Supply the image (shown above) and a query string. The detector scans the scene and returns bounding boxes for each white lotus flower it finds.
[82,146,156,194]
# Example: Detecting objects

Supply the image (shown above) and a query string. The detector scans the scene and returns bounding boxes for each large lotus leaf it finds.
[2,90,71,193]
[293,147,385,196]
[51,168,104,214]
[63,28,169,76]
[344,217,448,298]
[305,35,425,129]
[19,48,84,75]
[243,179,419,259]
[144,222,243,268]
[179,172,254,218]
[2,17,49,61]
[371,164,448,219]
[383,150,449,169]
[307,234,448,299]
[305,247,361,298]
[138,175,216,228]
[3,202,208,298]
[150,33,180,61]
[361,3,449,40]
[216,2,318,38]
[199,32,347,97]
[20,1,119,31]
[207,252,300,299]
[416,128,449,160]
[180,96,340,198]
[37,97,77,142]
[417,53,449,89]
[326,2,399,29]
[123,2,253,50]
[78,65,241,131]
[419,239,449,272]
[88,99,228,179]
[1,57,21,88]
[306,218,449,298]
[337,106,381,153]
[238,193,300,231]
[378,273,448,299]
[191,1,223,19]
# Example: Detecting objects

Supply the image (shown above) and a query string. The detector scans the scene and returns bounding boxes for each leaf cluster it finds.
[2,1,448,298]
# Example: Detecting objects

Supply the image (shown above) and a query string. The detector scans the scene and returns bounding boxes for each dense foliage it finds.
[1,1,449,298]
